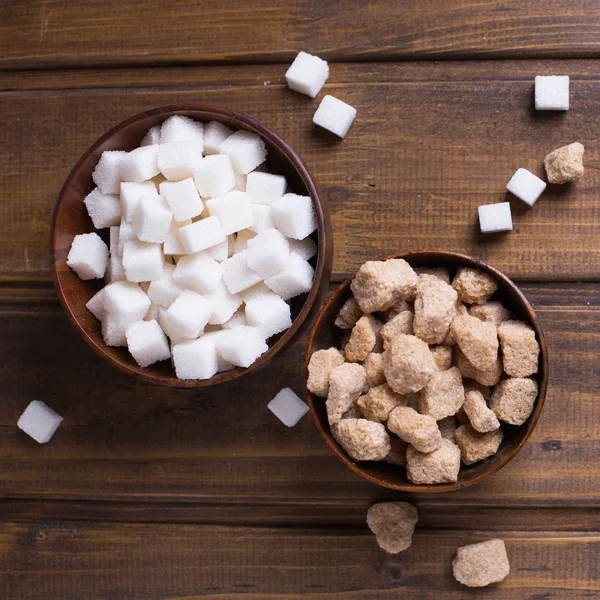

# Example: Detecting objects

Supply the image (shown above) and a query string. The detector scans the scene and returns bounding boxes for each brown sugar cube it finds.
[366,502,418,554]
[335,297,362,329]
[415,267,451,284]
[442,300,468,346]
[406,439,461,484]
[438,416,457,441]
[469,301,512,327]
[490,377,538,425]
[350,259,418,313]
[383,334,437,395]
[332,418,391,461]
[363,352,386,387]
[452,267,498,305]
[387,406,442,453]
[463,388,500,433]
[453,539,510,587]
[381,310,414,348]
[357,384,409,422]
[385,299,412,321]
[430,345,453,371]
[455,424,503,465]
[455,347,503,387]
[450,313,498,371]
[418,366,465,420]
[326,363,367,425]
[413,275,458,344]
[345,315,378,362]
[544,142,584,184]
[498,320,540,378]
[307,347,345,397]
[384,437,408,466]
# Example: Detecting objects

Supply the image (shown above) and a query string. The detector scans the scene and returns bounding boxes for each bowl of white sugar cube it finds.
[52,105,332,387]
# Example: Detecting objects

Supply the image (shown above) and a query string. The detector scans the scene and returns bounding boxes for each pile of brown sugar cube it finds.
[307,258,541,484]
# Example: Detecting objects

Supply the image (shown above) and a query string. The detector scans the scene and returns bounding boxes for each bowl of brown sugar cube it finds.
[305,251,549,492]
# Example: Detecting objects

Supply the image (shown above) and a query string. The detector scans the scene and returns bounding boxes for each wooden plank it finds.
[2,61,600,282]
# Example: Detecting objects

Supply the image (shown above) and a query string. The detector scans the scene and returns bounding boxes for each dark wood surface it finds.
[1,2,599,598]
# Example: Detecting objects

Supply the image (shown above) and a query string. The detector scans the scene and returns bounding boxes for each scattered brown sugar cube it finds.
[413,275,458,344]
[406,439,461,484]
[415,267,450,284]
[363,352,386,387]
[385,299,412,321]
[357,384,408,422]
[455,424,503,465]
[469,301,512,327]
[438,416,457,441]
[350,259,418,313]
[490,377,538,425]
[430,345,453,371]
[418,366,465,420]
[384,437,408,466]
[366,502,418,554]
[450,313,498,371]
[387,406,442,453]
[345,315,378,362]
[334,296,362,329]
[326,363,367,425]
[332,418,391,461]
[383,334,437,394]
[452,267,498,305]
[381,310,414,348]
[443,300,468,346]
[498,320,540,378]
[463,387,500,433]
[544,142,584,184]
[453,539,510,587]
[455,347,503,387]
[307,347,345,397]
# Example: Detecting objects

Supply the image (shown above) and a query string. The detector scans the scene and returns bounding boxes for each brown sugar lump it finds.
[438,416,457,441]
[366,502,418,554]
[463,387,500,433]
[455,347,503,387]
[430,345,453,371]
[455,424,503,465]
[544,142,584,184]
[326,363,367,425]
[498,320,540,378]
[442,300,468,346]
[383,334,437,395]
[385,299,411,321]
[453,539,510,587]
[350,259,418,313]
[469,301,512,327]
[450,314,498,371]
[307,347,345,397]
[418,366,465,420]
[452,267,498,305]
[381,310,414,348]
[415,267,451,284]
[345,315,378,362]
[413,275,458,344]
[364,352,386,387]
[384,437,408,466]
[357,384,408,422]
[334,297,362,329]
[387,406,442,453]
[332,418,391,461]
[406,439,461,484]
[490,377,538,425]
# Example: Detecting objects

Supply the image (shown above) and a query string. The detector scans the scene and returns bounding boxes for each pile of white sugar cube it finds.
[67,115,318,380]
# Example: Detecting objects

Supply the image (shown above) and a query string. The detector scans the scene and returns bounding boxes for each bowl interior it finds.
[306,251,548,492]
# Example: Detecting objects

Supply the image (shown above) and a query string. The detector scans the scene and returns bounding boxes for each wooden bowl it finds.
[51,105,332,388]
[305,251,549,492]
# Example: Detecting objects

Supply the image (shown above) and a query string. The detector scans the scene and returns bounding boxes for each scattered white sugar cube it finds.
[101,312,128,347]
[222,250,263,294]
[217,326,268,368]
[167,290,212,339]
[172,336,219,380]
[271,193,317,240]
[145,302,160,321]
[119,145,160,183]
[92,150,126,194]
[158,306,188,345]
[140,125,161,147]
[249,204,274,233]
[245,292,292,338]
[234,229,257,254]
[118,219,136,256]
[160,115,204,153]
[246,172,286,205]
[67,233,109,280]
[219,130,267,175]
[148,263,185,307]
[178,216,226,254]
[103,280,151,324]
[125,319,171,367]
[222,309,248,329]
[285,51,329,98]
[240,282,271,303]
[268,388,309,427]
[288,236,317,260]
[163,219,192,256]
[313,95,357,138]
[478,202,513,234]
[206,191,254,235]
[205,280,242,324]
[203,121,234,155]
[246,228,290,278]
[132,194,173,243]
[106,254,126,283]
[157,141,202,181]
[233,172,247,192]
[120,181,158,223]
[84,188,121,229]
[535,76,569,111]
[194,154,236,198]
[122,240,164,282]
[506,168,547,207]
[205,235,232,262]
[86,287,107,321]
[160,178,204,222]
[17,400,63,443]
[265,252,314,300]
[174,252,223,294]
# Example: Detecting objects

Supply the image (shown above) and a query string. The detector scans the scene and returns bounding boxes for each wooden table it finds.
[1,2,599,598]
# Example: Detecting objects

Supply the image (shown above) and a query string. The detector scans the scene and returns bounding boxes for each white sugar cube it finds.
[535,76,569,111]
[119,145,160,182]
[148,263,185,307]
[103,280,151,324]
[203,121,234,155]
[122,240,164,282]
[160,178,204,222]
[193,154,236,198]
[288,236,317,260]
[163,219,192,256]
[219,130,267,175]
[271,193,317,240]
[126,319,171,367]
[285,51,329,98]
[86,287,107,321]
[67,233,109,280]
[84,188,121,229]
[240,282,271,303]
[478,202,513,234]
[140,125,161,147]
[118,219,136,256]
[132,194,173,243]
[249,204,274,233]
[205,235,233,262]
[167,290,212,339]
[120,181,158,223]
[158,306,188,345]
[205,280,242,324]
[234,229,257,254]
[160,115,204,153]
[268,388,309,427]
[313,95,356,138]
[17,400,63,443]
[157,141,202,181]
[246,228,290,278]
[265,252,314,300]
[178,216,226,254]
[245,292,292,338]
[217,326,268,368]
[173,252,223,293]
[172,336,219,380]
[222,309,248,329]
[145,302,160,321]
[106,254,126,283]
[246,172,286,205]
[92,150,126,194]
[101,312,128,347]
[206,191,254,235]
[233,172,247,192]
[506,168,547,207]
[222,250,263,294]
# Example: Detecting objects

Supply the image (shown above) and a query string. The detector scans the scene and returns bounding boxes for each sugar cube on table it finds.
[535,75,569,111]
[193,154,236,198]
[102,312,128,346]
[120,181,158,223]
[118,219,136,256]
[222,250,263,294]
[285,51,329,98]
[125,319,171,367]
[478,202,513,234]
[67,233,109,280]
[163,219,192,256]
[234,229,257,254]
[160,178,204,222]
[219,130,267,175]
[86,287,107,321]
[103,280,151,324]
[160,115,204,153]
[217,325,268,367]
[313,95,357,138]
[246,228,290,278]
[157,141,202,181]
[506,168,546,207]
[122,240,164,282]
[245,292,292,338]
[265,252,314,300]
[140,125,161,147]
[246,172,286,205]
[205,281,242,324]
[92,150,127,194]
[172,336,219,380]
[132,194,173,243]
[84,188,121,229]
[106,254,126,283]
[288,236,317,260]
[267,388,309,427]
[206,191,254,235]
[147,263,185,307]
[167,290,212,339]
[17,400,63,443]
[174,252,223,293]
[271,193,317,240]
[178,216,226,254]
[119,145,160,182]
[203,121,234,155]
